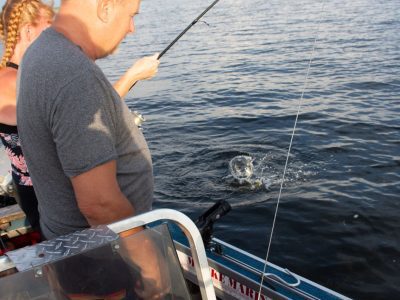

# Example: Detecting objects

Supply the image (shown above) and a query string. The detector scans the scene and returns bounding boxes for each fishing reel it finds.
[131,110,145,129]
[195,200,231,249]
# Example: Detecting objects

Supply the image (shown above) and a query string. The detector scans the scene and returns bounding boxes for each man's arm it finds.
[113,53,159,99]
[72,161,167,298]
[71,160,134,225]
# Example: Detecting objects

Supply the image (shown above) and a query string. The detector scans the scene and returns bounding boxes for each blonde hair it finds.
[0,0,54,68]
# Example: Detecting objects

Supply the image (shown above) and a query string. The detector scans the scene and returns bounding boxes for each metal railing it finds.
[108,209,216,300]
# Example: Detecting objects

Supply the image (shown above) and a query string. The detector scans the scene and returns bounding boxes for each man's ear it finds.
[97,0,115,23]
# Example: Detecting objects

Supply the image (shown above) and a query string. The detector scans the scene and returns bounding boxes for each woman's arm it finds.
[113,53,160,99]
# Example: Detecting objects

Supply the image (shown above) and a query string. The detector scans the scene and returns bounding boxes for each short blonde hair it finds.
[0,0,54,68]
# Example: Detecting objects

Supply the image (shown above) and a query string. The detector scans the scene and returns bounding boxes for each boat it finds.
[0,186,351,300]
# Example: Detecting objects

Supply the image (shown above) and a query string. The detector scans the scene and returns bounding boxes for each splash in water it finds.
[228,155,272,190]
[226,153,317,191]
[229,155,254,181]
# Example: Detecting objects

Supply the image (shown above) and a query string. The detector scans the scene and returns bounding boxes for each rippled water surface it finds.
[3,0,399,298]
[98,0,400,298]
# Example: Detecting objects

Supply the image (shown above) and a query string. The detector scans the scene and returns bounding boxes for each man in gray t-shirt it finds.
[17,0,154,240]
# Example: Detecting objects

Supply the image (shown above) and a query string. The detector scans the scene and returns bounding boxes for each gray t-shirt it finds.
[17,28,153,239]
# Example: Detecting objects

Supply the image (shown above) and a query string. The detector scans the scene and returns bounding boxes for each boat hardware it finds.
[195,200,231,248]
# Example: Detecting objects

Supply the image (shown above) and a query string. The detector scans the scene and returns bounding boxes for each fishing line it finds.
[256,2,326,298]
[129,0,221,91]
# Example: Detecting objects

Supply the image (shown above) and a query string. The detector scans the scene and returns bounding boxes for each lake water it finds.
[1,0,399,298]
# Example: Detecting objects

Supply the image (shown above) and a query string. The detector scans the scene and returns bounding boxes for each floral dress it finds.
[0,124,32,186]
[0,123,39,230]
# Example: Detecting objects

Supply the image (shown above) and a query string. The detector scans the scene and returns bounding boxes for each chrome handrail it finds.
[108,209,216,300]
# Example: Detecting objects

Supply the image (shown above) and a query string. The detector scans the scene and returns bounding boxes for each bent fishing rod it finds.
[129,0,221,91]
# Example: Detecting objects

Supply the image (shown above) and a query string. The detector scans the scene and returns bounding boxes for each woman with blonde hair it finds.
[0,0,54,232]
[0,0,159,235]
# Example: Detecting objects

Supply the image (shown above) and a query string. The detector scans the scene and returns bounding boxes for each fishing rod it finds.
[129,0,221,91]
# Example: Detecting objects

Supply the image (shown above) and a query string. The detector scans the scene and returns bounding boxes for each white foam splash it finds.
[228,155,272,190]
[227,153,317,191]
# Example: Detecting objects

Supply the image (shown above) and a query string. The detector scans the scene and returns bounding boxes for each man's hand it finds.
[119,231,170,299]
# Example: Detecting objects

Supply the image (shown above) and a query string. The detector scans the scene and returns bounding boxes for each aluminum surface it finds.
[6,225,118,272]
